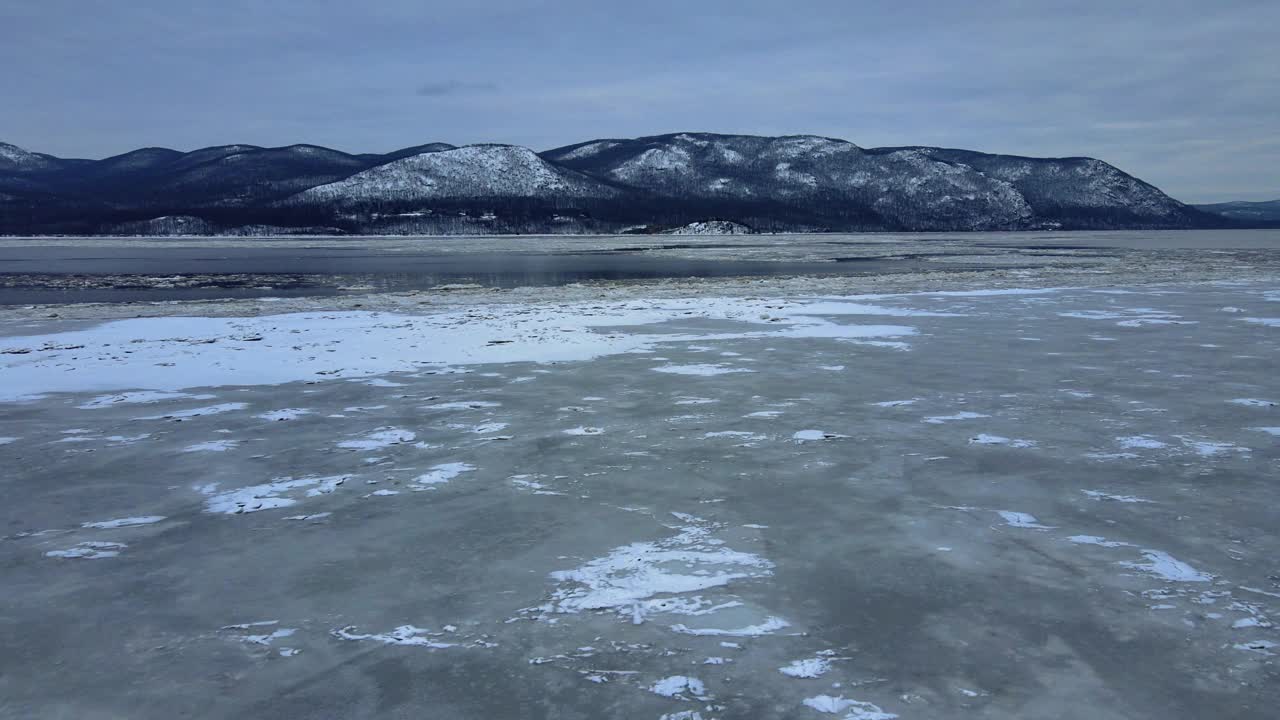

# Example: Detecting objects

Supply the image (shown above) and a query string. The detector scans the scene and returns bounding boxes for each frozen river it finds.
[3,229,1278,305]
[2,281,1278,719]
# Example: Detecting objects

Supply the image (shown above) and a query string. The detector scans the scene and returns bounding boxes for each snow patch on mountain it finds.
[292,145,619,204]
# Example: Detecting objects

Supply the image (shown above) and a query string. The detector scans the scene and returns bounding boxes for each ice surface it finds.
[1081,490,1152,503]
[256,408,312,421]
[923,412,989,424]
[425,400,502,410]
[803,695,898,719]
[337,428,415,450]
[779,657,832,678]
[563,426,604,436]
[46,541,126,559]
[1117,435,1167,449]
[545,540,767,613]
[1120,550,1213,582]
[969,434,1035,447]
[135,403,247,420]
[82,516,165,529]
[652,364,754,376]
[1067,535,1132,548]
[1230,398,1276,407]
[183,440,239,452]
[0,297,918,401]
[413,462,474,487]
[77,391,215,409]
[202,475,350,514]
[1242,317,1280,327]
[333,625,456,649]
[669,617,791,637]
[648,675,706,699]
[997,511,1053,530]
[793,430,848,441]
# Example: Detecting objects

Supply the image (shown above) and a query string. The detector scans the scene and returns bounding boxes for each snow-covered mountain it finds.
[290,145,621,206]
[0,133,1231,235]
[877,146,1197,227]
[0,141,64,173]
[544,132,1208,230]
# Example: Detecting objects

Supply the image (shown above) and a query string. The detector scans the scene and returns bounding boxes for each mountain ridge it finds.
[0,133,1237,235]
[1193,199,1280,226]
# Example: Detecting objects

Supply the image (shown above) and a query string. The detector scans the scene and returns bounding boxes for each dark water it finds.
[0,247,932,305]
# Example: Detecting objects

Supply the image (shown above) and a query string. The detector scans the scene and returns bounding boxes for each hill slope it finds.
[289,145,622,206]
[1194,199,1280,225]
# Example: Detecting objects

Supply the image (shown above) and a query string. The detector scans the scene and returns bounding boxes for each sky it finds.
[1,0,1276,203]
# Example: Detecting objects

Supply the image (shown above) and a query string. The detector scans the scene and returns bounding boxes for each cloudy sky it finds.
[2,0,1275,202]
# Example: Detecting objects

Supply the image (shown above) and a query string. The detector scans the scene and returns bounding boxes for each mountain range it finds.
[0,133,1242,235]
[1191,199,1280,227]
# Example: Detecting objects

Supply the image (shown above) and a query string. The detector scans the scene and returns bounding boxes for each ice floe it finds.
[1067,535,1132,548]
[652,364,754,376]
[1081,490,1152,503]
[510,475,564,495]
[1234,640,1276,656]
[1058,308,1195,327]
[704,431,765,441]
[1120,550,1212,582]
[529,514,779,634]
[669,617,791,637]
[183,439,239,452]
[871,399,917,407]
[802,695,897,719]
[650,676,711,696]
[564,426,604,436]
[923,412,989,424]
[135,402,247,420]
[997,511,1053,530]
[792,430,848,442]
[425,400,502,410]
[283,512,331,521]
[412,462,474,488]
[256,408,312,421]
[1229,398,1276,407]
[333,625,456,649]
[779,656,833,678]
[78,390,215,409]
[337,427,415,450]
[201,475,351,514]
[46,541,126,559]
[648,675,706,700]
[968,434,1035,447]
[82,516,165,529]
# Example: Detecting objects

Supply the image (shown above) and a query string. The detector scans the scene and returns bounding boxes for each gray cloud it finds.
[1,0,1275,202]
